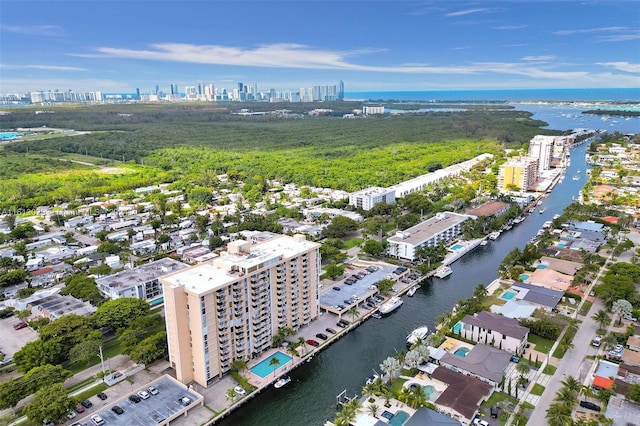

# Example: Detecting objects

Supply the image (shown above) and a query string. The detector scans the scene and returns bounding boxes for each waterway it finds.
[220,143,593,424]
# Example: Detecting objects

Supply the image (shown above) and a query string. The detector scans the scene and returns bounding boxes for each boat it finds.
[407,285,419,297]
[365,374,379,385]
[406,326,430,347]
[274,376,291,389]
[572,175,580,181]
[488,231,501,240]
[479,239,488,246]
[539,208,546,214]
[371,312,382,319]
[379,296,403,315]
[434,266,453,279]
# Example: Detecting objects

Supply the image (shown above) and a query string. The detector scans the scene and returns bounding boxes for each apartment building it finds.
[161,233,320,387]
[349,187,396,211]
[529,135,555,173]
[497,157,539,192]
[386,212,471,261]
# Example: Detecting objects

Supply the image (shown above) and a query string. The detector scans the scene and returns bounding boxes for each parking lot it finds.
[319,264,396,310]
[0,315,38,357]
[74,376,201,426]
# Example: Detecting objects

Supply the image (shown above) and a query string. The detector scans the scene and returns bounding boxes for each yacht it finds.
[434,266,453,279]
[407,285,419,297]
[406,326,430,347]
[365,374,379,385]
[274,376,291,389]
[488,231,501,240]
[539,208,546,214]
[379,296,403,315]
[479,239,488,246]
[572,175,580,181]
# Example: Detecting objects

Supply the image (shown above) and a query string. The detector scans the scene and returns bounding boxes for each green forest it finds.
[0,102,562,210]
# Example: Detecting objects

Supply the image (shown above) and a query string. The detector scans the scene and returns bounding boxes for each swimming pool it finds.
[452,322,462,333]
[381,410,394,420]
[556,242,566,248]
[423,385,435,398]
[501,291,517,300]
[389,410,410,426]
[519,274,530,281]
[536,264,548,269]
[450,244,463,251]
[454,347,470,357]
[0,132,21,140]
[249,351,293,378]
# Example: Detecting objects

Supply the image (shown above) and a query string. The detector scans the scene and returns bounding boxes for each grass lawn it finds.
[482,391,518,407]
[553,326,577,358]
[343,238,363,249]
[543,364,557,375]
[72,383,108,402]
[530,383,545,396]
[528,334,555,354]
[390,378,408,394]
[578,300,593,316]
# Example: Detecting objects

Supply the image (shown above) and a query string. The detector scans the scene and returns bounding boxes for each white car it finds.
[66,411,77,420]
[473,418,489,426]
[147,385,159,395]
[137,390,150,400]
[234,385,246,395]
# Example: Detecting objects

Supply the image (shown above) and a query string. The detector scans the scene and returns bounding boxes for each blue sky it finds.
[1,1,639,94]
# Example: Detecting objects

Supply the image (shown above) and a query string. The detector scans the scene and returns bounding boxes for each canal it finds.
[219,142,591,425]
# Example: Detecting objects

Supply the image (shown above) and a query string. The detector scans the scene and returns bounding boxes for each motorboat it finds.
[379,296,403,315]
[434,266,452,279]
[365,374,379,385]
[406,326,429,347]
[407,285,419,297]
[371,312,382,319]
[479,239,488,246]
[274,376,291,389]
[488,231,501,240]
[539,208,546,214]
[572,175,580,181]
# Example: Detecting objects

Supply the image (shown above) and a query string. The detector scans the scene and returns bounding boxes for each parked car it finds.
[306,339,320,347]
[13,322,27,330]
[614,344,624,353]
[129,394,141,403]
[490,406,499,418]
[147,385,159,395]
[591,336,601,347]
[315,333,328,340]
[510,355,520,363]
[81,399,93,408]
[0,357,14,366]
[473,418,489,426]
[66,411,77,420]
[111,405,124,415]
[137,390,150,400]
[96,392,107,400]
[325,328,337,334]
[579,400,601,412]
[234,385,246,395]
[179,396,192,406]
[90,414,105,425]
[333,286,341,291]
[75,403,85,413]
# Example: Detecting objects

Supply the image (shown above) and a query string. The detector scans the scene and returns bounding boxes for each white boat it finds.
[274,376,291,389]
[365,374,379,385]
[479,239,488,246]
[572,175,580,181]
[371,312,382,319]
[407,285,419,297]
[539,208,546,214]
[406,326,430,347]
[488,231,501,241]
[434,266,453,279]
[379,296,403,315]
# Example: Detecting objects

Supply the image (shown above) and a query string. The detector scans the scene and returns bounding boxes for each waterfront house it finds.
[458,311,529,354]
[430,366,493,424]
[439,344,512,387]
[465,201,510,218]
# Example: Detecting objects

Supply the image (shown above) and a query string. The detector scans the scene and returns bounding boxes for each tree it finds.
[322,216,358,238]
[347,306,359,323]
[209,236,224,249]
[628,383,640,403]
[269,356,281,378]
[127,331,168,365]
[473,283,488,299]
[367,403,379,417]
[325,263,345,279]
[376,278,394,294]
[16,309,30,320]
[592,309,611,330]
[69,338,103,365]
[516,362,531,387]
[97,241,120,254]
[225,388,237,404]
[579,384,595,402]
[362,239,384,256]
[545,402,572,426]
[60,274,102,305]
[379,356,401,382]
[94,298,150,330]
[14,339,64,373]
[612,299,632,325]
[560,376,581,394]
[23,383,75,425]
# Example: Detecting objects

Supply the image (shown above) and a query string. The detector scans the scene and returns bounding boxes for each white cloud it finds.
[0,24,65,37]
[445,8,491,17]
[521,56,556,61]
[597,62,640,73]
[553,26,627,36]
[595,33,640,42]
[0,64,86,71]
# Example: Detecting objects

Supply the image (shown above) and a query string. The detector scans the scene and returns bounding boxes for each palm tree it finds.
[554,387,578,403]
[601,333,618,351]
[379,356,401,382]
[560,375,581,393]
[298,336,308,355]
[515,362,531,387]
[347,306,360,323]
[473,283,488,299]
[230,359,247,373]
[225,388,237,405]
[592,309,611,330]
[367,403,379,418]
[545,403,572,426]
[269,356,281,378]
[404,350,421,370]
[579,384,594,402]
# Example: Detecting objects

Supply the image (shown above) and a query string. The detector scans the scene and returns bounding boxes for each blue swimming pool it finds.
[452,322,462,333]
[454,347,470,357]
[556,242,566,248]
[536,264,548,269]
[389,410,410,426]
[520,274,530,281]
[501,291,517,300]
[249,351,292,378]
[0,132,21,140]
[450,244,463,251]
[381,410,393,420]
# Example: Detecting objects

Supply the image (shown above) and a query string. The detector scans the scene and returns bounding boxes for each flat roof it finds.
[96,258,189,291]
[388,213,470,246]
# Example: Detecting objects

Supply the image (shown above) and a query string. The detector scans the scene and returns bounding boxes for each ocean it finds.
[345,88,640,102]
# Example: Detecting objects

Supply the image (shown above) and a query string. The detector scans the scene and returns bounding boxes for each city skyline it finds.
[1,1,639,93]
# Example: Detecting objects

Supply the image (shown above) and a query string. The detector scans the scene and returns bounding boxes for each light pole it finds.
[98,346,106,380]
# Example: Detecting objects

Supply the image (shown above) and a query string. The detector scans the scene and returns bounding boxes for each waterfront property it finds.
[161,232,321,387]
[430,366,493,424]
[457,311,529,354]
[437,343,513,387]
[386,212,472,261]
[249,351,293,379]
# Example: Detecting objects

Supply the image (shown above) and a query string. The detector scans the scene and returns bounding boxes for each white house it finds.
[457,311,529,355]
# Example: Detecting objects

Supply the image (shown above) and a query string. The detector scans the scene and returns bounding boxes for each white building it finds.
[529,135,555,173]
[349,187,396,211]
[95,258,189,306]
[386,212,471,261]
[458,311,529,354]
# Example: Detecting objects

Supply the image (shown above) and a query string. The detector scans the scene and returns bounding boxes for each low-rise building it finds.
[348,187,396,211]
[430,366,493,424]
[386,212,471,261]
[457,311,529,354]
[439,343,512,387]
[96,258,189,306]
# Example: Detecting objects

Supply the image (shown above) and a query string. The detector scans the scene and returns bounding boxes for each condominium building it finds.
[497,157,539,192]
[528,135,555,173]
[161,233,320,387]
[386,212,471,261]
[349,187,396,211]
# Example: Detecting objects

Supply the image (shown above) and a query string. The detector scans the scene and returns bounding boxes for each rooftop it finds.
[440,343,512,383]
[388,212,471,246]
[96,258,189,291]
[431,366,493,420]
[510,282,564,308]
[461,311,529,340]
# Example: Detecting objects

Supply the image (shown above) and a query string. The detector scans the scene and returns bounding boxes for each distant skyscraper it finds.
[338,80,344,100]
[135,88,140,99]
[154,85,159,95]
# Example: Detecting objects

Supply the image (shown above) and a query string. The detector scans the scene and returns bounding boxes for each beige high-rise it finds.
[161,233,320,387]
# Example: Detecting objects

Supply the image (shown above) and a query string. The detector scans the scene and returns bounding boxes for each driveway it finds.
[0,316,38,357]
